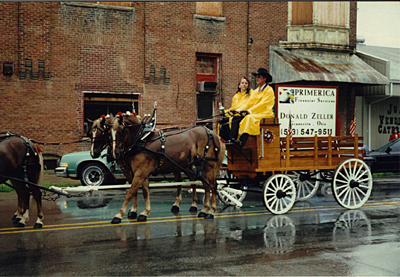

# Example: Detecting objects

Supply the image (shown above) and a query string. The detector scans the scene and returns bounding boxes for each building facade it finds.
[3,1,384,165]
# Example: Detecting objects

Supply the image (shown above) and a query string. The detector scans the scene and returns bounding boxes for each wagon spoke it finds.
[270,180,278,191]
[286,190,295,196]
[338,171,349,181]
[268,197,277,206]
[352,160,358,176]
[335,179,348,185]
[355,187,367,196]
[337,186,350,198]
[354,170,368,181]
[284,196,293,203]
[336,184,348,190]
[343,162,351,179]
[359,184,370,189]
[279,199,283,211]
[354,163,364,178]
[356,177,370,183]
[349,190,357,206]
[342,189,350,206]
[354,189,363,203]
[279,176,284,189]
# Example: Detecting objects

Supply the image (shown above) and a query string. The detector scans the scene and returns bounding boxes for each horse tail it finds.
[31,151,44,215]
[38,151,45,187]
[212,133,226,177]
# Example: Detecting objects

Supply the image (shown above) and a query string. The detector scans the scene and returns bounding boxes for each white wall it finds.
[358,96,400,150]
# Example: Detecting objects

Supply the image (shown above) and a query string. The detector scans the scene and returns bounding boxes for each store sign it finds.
[378,104,400,134]
[276,85,338,137]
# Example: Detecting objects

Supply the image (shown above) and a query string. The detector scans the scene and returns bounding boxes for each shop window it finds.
[83,93,140,136]
[196,2,222,17]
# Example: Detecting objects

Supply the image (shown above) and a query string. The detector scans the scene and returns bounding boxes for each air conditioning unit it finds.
[198,81,218,93]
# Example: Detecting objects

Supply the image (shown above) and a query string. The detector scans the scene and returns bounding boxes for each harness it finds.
[0,132,70,197]
[0,132,41,183]
[118,124,220,187]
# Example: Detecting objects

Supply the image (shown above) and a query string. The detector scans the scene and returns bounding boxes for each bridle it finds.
[90,122,113,154]
[111,117,146,157]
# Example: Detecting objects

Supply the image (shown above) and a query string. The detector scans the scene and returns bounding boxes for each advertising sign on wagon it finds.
[276,85,338,138]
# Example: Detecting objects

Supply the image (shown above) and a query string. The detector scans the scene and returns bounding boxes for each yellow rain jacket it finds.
[228,91,251,113]
[239,84,275,136]
[226,91,252,127]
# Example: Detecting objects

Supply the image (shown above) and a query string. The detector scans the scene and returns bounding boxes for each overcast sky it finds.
[357,2,400,48]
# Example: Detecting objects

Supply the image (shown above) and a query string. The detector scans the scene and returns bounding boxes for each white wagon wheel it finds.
[263,174,296,215]
[332,158,372,210]
[286,170,320,201]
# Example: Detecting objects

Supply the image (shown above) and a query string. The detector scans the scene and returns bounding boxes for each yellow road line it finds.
[1,200,399,235]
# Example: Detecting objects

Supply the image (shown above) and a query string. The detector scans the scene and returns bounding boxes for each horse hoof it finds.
[34,223,43,229]
[16,222,26,228]
[13,217,21,224]
[128,211,137,219]
[171,206,180,213]
[198,212,207,218]
[137,215,147,222]
[189,206,198,213]
[111,217,122,224]
[205,214,214,219]
[11,215,17,222]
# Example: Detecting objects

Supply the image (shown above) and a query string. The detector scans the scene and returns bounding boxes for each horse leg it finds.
[205,171,218,219]
[205,189,218,219]
[198,185,210,218]
[138,177,151,221]
[31,153,45,229]
[201,165,218,219]
[127,191,138,219]
[30,194,44,229]
[119,161,137,219]
[171,171,183,213]
[112,180,141,224]
[189,184,198,213]
[12,190,23,223]
[11,180,30,227]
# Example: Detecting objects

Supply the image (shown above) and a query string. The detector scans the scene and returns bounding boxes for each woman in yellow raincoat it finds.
[218,77,251,141]
[231,68,275,147]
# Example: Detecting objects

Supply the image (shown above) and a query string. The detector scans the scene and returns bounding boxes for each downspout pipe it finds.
[368,82,393,150]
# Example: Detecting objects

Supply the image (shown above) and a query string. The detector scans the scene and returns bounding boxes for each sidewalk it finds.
[44,170,80,185]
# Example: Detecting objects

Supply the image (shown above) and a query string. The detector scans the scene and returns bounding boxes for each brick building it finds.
[1,2,387,163]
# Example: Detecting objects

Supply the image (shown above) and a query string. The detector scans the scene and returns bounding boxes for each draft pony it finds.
[88,113,203,219]
[0,132,45,228]
[109,112,225,222]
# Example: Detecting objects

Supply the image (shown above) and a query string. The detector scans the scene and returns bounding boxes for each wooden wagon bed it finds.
[222,117,372,215]
[227,118,364,177]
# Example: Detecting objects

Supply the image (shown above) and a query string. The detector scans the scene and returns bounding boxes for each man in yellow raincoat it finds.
[231,68,275,147]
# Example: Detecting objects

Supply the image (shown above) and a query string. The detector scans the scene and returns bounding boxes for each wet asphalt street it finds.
[0,177,399,276]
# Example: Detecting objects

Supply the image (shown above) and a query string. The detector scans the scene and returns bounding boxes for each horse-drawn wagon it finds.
[217,117,372,215]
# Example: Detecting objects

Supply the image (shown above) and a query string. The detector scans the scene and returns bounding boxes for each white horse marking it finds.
[90,128,97,157]
[111,129,117,160]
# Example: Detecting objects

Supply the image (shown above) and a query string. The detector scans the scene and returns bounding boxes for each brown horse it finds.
[0,132,45,228]
[88,114,200,219]
[109,113,225,222]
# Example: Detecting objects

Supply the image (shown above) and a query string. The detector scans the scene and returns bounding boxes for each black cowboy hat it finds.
[252,68,273,83]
